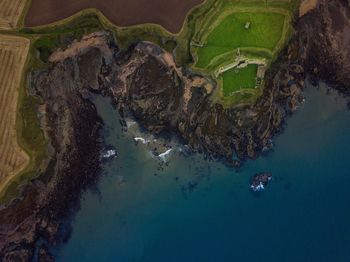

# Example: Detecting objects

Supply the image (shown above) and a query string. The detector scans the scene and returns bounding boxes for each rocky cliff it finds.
[298,0,350,94]
[0,39,105,260]
[1,0,350,260]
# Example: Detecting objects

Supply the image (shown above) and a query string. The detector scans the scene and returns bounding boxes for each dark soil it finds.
[24,0,204,33]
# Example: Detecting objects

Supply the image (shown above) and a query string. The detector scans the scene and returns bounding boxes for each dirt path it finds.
[49,32,112,62]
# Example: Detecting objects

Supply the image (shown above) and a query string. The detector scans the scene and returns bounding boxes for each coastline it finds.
[58,82,350,261]
[0,0,350,260]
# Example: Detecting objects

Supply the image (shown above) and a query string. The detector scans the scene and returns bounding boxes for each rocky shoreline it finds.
[299,0,350,95]
[1,0,350,260]
[0,47,104,260]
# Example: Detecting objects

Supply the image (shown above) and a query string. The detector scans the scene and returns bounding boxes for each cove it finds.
[56,82,350,261]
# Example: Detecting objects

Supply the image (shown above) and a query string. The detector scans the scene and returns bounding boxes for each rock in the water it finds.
[250,172,272,192]
[102,148,117,160]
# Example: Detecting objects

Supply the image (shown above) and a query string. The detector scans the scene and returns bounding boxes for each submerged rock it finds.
[250,173,272,192]
[102,146,118,160]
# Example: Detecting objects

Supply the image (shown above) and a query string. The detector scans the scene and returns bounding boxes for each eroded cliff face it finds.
[107,41,304,162]
[1,0,350,260]
[297,0,350,92]
[0,37,107,261]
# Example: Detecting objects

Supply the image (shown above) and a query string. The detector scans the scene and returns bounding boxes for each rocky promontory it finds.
[1,0,350,260]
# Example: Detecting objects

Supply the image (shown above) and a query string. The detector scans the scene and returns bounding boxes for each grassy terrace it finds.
[190,0,296,105]
[222,64,258,96]
[195,12,285,68]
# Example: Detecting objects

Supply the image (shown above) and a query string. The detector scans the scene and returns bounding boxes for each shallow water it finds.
[57,83,350,261]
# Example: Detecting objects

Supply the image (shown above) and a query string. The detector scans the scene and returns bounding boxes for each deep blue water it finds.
[57,83,350,261]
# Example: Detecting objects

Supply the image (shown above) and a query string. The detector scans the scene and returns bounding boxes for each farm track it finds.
[0,34,30,194]
[0,0,27,29]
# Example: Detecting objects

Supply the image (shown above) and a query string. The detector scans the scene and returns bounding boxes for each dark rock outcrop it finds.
[298,0,350,93]
[109,41,304,163]
[250,173,272,192]
[0,40,107,260]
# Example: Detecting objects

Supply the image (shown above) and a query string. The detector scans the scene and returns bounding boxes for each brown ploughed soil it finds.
[24,0,204,33]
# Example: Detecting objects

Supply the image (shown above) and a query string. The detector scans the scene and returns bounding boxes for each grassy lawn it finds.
[222,64,258,96]
[195,12,285,68]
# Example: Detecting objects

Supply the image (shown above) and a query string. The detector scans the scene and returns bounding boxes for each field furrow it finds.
[0,55,16,110]
[2,143,14,170]
[9,0,25,20]
[1,0,14,17]
[0,110,12,143]
[8,151,18,171]
[0,0,27,29]
[0,0,9,14]
[0,128,12,169]
[0,51,11,86]
[0,34,30,193]
[4,0,15,17]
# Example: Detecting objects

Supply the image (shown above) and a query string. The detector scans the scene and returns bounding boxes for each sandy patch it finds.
[299,0,319,17]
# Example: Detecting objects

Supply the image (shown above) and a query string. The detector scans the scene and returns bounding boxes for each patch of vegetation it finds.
[195,12,285,68]
[187,0,296,105]
[116,26,175,52]
[222,64,258,96]
[20,9,179,56]
[20,96,46,152]
[173,0,219,65]
[32,35,61,62]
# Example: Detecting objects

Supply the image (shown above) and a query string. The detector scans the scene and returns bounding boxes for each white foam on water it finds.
[251,182,265,192]
[134,136,158,145]
[158,148,173,162]
[103,149,117,159]
[134,137,148,144]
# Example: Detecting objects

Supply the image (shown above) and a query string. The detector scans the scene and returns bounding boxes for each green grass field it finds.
[195,12,285,68]
[222,64,258,96]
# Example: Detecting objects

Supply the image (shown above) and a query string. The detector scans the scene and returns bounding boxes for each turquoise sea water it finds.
[57,83,350,261]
